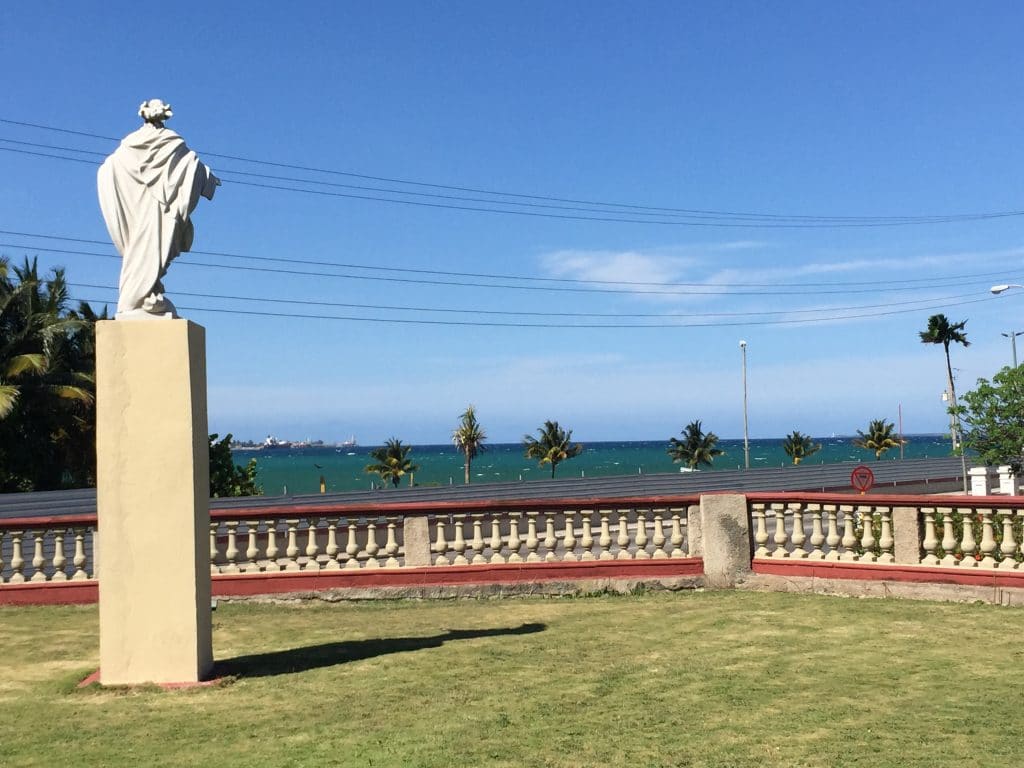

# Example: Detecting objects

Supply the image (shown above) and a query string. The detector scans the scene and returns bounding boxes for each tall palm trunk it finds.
[464,448,471,485]
[944,341,959,447]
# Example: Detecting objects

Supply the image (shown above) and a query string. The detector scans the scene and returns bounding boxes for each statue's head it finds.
[138,99,173,127]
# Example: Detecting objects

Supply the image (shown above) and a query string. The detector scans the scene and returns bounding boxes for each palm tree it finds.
[853,419,905,459]
[782,430,821,465]
[523,420,583,478]
[919,314,970,447]
[667,420,724,469]
[364,438,419,488]
[0,258,101,490]
[452,405,486,484]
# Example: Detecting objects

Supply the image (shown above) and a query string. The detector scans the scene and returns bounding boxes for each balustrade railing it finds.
[209,514,405,573]
[0,521,96,584]
[427,507,691,565]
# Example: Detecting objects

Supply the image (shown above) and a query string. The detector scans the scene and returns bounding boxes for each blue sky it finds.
[2,1,1023,443]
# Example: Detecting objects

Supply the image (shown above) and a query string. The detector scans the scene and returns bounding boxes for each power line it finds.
[6,242,1016,297]
[3,117,1023,227]
[1,137,1011,227]
[2,230,1017,292]
[69,282,986,320]
[66,292,999,329]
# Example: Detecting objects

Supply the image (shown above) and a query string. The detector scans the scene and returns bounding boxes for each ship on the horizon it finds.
[340,435,357,449]
[262,435,293,449]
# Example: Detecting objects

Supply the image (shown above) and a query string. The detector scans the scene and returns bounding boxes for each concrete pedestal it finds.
[96,320,212,685]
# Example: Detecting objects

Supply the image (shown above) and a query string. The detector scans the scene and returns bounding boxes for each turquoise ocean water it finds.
[235,435,956,495]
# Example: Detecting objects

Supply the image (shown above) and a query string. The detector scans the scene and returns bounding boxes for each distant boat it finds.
[340,435,357,448]
[262,435,292,449]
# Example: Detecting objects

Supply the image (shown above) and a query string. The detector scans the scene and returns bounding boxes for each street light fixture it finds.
[991,284,1024,294]
[1002,331,1024,368]
[739,340,750,470]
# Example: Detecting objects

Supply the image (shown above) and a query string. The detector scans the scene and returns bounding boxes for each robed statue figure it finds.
[98,99,220,318]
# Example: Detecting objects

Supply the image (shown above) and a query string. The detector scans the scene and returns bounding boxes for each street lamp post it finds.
[1001,331,1023,368]
[740,340,750,470]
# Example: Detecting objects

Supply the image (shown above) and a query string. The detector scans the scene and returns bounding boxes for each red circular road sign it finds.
[851,465,875,494]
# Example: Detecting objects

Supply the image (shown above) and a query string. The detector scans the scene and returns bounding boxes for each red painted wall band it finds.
[752,558,1024,588]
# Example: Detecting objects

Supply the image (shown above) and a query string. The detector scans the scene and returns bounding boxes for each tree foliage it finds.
[667,420,724,469]
[853,419,905,460]
[523,420,582,478]
[452,405,486,485]
[365,438,419,487]
[956,366,1024,473]
[0,257,105,491]
[209,433,262,497]
[782,430,821,465]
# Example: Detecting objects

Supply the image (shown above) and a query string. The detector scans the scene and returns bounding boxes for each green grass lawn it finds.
[2,591,1023,767]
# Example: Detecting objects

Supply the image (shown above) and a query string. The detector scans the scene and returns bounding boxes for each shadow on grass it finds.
[215,622,547,679]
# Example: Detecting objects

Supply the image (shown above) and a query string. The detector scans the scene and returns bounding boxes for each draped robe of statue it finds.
[97,123,218,316]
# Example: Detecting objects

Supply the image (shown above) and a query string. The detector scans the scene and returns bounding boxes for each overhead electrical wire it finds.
[2,118,1023,227]
[66,291,1000,329]
[2,230,1018,293]
[6,241,1018,297]
[68,281,987,320]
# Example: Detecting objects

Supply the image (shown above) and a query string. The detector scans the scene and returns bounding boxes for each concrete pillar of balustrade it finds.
[686,504,702,558]
[96,320,212,685]
[698,494,752,588]
[891,507,923,565]
[997,466,1020,496]
[402,516,432,567]
[969,466,994,496]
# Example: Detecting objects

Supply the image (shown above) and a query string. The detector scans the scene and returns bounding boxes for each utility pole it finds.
[740,340,750,470]
[1001,331,1023,368]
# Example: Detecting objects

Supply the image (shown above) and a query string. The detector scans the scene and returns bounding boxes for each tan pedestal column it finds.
[96,319,212,685]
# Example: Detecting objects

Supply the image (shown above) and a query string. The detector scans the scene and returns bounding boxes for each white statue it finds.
[97,99,220,319]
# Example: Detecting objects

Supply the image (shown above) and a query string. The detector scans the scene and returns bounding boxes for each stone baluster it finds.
[303,520,321,571]
[324,518,341,570]
[807,504,824,560]
[938,508,958,567]
[506,513,523,563]
[470,515,487,565]
[978,509,997,568]
[543,513,558,562]
[771,504,788,559]
[208,522,219,574]
[489,515,505,564]
[51,529,67,581]
[562,510,578,562]
[364,521,381,568]
[997,509,1018,569]
[265,521,281,571]
[920,508,940,566]
[384,519,400,568]
[579,511,595,561]
[598,510,614,560]
[344,518,361,568]
[433,517,450,566]
[824,505,841,561]
[876,507,894,564]
[222,522,240,574]
[525,512,542,562]
[284,520,301,571]
[790,504,807,559]
[243,521,260,572]
[450,515,468,566]
[615,509,632,560]
[9,531,25,583]
[652,510,668,559]
[958,507,977,567]
[28,531,46,582]
[669,510,685,557]
[752,504,769,558]
[634,510,650,559]
[857,507,876,563]
[72,528,88,580]
[839,505,859,562]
